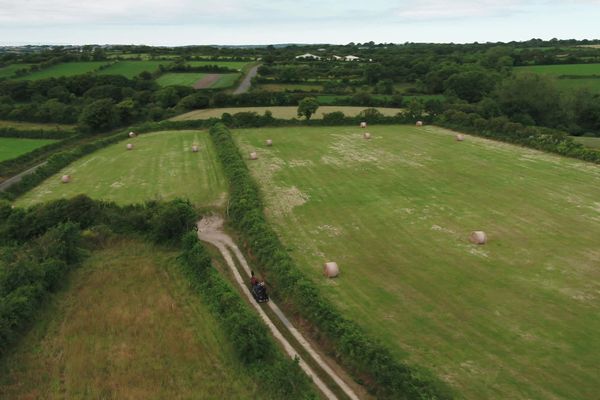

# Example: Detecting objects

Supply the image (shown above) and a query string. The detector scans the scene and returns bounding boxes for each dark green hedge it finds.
[180,233,318,399]
[208,123,453,400]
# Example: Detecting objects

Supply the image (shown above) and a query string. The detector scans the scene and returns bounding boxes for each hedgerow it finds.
[208,123,453,399]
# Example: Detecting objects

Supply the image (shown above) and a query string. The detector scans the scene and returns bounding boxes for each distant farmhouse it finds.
[295,53,321,60]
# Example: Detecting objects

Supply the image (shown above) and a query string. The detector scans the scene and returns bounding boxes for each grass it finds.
[0,64,31,79]
[515,64,600,93]
[514,63,600,76]
[16,62,108,80]
[172,106,403,121]
[0,238,264,399]
[188,61,250,71]
[572,136,600,149]
[257,83,324,92]
[315,94,444,105]
[233,125,600,400]
[156,72,208,87]
[0,120,76,132]
[97,61,166,78]
[0,137,58,162]
[16,130,226,207]
[210,73,241,89]
[156,73,240,88]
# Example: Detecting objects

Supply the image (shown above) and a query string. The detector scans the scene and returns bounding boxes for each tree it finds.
[445,69,498,103]
[78,99,120,132]
[297,97,319,120]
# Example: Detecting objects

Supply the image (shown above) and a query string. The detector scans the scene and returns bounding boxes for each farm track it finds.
[197,215,361,400]
[234,64,260,94]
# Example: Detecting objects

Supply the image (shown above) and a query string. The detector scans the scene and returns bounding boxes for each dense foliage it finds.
[208,123,453,399]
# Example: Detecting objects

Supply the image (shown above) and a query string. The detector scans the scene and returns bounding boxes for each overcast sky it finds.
[0,0,599,46]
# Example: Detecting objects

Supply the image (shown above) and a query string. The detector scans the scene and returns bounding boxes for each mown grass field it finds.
[0,239,264,399]
[97,61,166,78]
[0,137,57,162]
[234,125,600,400]
[172,106,403,121]
[0,119,76,131]
[210,73,241,89]
[0,64,31,79]
[188,60,250,70]
[16,62,108,80]
[514,63,600,76]
[156,72,208,87]
[16,130,226,207]
[156,72,240,88]
[515,63,600,93]
[572,135,600,149]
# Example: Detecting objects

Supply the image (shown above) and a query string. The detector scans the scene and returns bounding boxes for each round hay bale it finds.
[128,131,136,138]
[323,262,339,278]
[456,134,465,141]
[250,151,258,160]
[126,143,134,150]
[266,139,273,146]
[416,120,423,127]
[61,175,71,183]
[191,145,199,152]
[363,132,371,140]
[469,231,487,245]
[360,121,367,128]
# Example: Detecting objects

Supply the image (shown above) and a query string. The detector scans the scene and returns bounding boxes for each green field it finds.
[210,73,241,89]
[156,72,208,87]
[16,130,226,207]
[515,64,600,93]
[0,64,31,79]
[97,61,166,78]
[0,239,263,399]
[573,135,600,149]
[188,61,250,70]
[515,63,600,76]
[0,137,57,162]
[156,72,240,88]
[0,119,76,131]
[173,106,403,121]
[17,62,108,80]
[233,125,600,399]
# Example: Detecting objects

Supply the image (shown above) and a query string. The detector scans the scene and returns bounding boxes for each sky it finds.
[0,0,599,46]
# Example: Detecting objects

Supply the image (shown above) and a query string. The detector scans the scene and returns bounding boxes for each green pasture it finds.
[0,119,76,132]
[515,64,600,93]
[0,239,263,399]
[172,106,403,121]
[234,125,600,400]
[187,60,250,70]
[16,62,108,80]
[156,73,207,87]
[0,64,31,79]
[97,61,166,78]
[0,137,57,162]
[16,130,226,207]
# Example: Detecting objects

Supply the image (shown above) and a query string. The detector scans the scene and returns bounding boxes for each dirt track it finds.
[193,74,220,89]
[197,215,361,400]
[233,64,260,94]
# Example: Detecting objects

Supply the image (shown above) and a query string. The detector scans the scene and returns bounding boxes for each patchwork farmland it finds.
[234,124,600,399]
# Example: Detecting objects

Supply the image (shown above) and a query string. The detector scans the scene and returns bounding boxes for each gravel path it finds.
[197,215,360,400]
[233,64,260,94]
